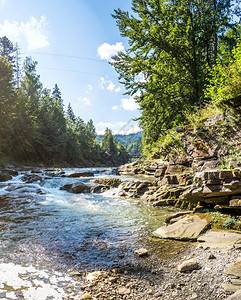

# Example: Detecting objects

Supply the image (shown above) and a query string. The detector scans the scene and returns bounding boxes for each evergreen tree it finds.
[66,102,76,123]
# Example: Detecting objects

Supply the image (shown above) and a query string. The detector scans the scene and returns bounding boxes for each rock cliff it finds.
[118,114,241,212]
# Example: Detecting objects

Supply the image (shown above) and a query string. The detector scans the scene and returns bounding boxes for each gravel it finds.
[78,243,241,300]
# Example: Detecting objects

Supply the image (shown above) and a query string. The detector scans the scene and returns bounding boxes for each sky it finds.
[0,0,141,135]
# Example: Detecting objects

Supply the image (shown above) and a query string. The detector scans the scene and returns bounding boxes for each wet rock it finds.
[71,183,90,193]
[1,169,18,176]
[60,184,72,191]
[134,248,149,257]
[0,171,12,182]
[22,174,42,183]
[60,183,90,193]
[177,258,198,272]
[68,172,94,178]
[153,215,209,241]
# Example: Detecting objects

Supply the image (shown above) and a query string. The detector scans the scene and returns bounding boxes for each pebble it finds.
[82,294,92,299]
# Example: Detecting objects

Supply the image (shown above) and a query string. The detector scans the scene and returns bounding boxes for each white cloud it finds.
[107,81,115,91]
[99,77,120,93]
[0,0,6,5]
[121,96,139,111]
[87,84,93,91]
[78,96,91,106]
[112,105,119,110]
[97,121,116,128]
[0,16,49,50]
[98,42,124,60]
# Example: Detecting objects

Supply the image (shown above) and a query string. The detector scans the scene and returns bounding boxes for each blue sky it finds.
[0,0,141,134]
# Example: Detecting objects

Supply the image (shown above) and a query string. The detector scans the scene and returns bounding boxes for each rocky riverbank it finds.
[78,239,240,300]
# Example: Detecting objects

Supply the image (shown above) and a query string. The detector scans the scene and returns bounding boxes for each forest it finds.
[111,0,241,155]
[0,37,129,167]
[1,0,241,166]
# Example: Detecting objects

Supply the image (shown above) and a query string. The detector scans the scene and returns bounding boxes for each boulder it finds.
[68,172,94,178]
[153,215,209,241]
[60,184,73,191]
[0,171,12,182]
[22,174,42,183]
[71,183,90,193]
[60,183,90,193]
[197,230,241,248]
[177,258,198,272]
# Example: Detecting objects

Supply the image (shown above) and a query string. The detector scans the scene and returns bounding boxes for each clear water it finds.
[0,168,178,299]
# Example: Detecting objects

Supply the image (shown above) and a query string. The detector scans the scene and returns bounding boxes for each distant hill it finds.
[97,132,142,155]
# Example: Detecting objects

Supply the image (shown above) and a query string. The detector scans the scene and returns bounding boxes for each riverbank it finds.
[79,240,240,300]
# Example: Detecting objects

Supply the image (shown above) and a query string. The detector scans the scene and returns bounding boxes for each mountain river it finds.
[0,167,179,299]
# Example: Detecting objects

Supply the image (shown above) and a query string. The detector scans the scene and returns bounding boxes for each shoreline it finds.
[79,239,240,300]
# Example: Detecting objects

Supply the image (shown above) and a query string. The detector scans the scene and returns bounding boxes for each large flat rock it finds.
[197,230,241,248]
[226,290,241,300]
[153,215,208,241]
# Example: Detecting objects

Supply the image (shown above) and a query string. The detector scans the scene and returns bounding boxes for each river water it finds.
[0,168,178,299]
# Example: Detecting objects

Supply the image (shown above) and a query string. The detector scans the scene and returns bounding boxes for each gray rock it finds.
[177,258,198,272]
[134,248,149,257]
[118,287,131,295]
[68,172,94,177]
[198,231,241,248]
[153,215,209,241]
[71,183,90,193]
[60,183,90,193]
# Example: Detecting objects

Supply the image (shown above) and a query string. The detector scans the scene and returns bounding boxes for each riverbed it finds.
[0,167,180,299]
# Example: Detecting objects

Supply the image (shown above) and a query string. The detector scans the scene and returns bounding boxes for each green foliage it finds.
[97,132,142,156]
[100,128,129,166]
[111,0,241,153]
[211,211,241,230]
[205,38,241,105]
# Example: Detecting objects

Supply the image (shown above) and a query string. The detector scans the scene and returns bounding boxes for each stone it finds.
[165,211,193,223]
[177,258,198,272]
[208,253,216,259]
[134,248,149,257]
[60,184,72,191]
[71,183,90,193]
[197,230,241,248]
[68,172,94,177]
[230,199,241,207]
[82,294,92,299]
[226,290,241,300]
[0,172,12,182]
[118,287,131,295]
[224,262,241,278]
[153,215,208,241]
[86,271,102,281]
[154,167,167,178]
[222,283,241,293]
